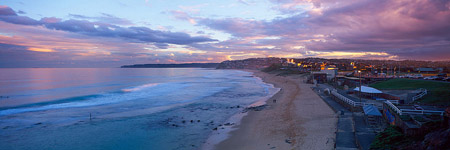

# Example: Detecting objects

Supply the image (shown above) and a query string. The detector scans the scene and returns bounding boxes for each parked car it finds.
[435,77,444,80]
[424,76,438,80]
[437,73,448,77]
[412,74,423,79]
[443,77,450,81]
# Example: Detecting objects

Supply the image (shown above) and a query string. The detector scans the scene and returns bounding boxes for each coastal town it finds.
[217,57,450,149]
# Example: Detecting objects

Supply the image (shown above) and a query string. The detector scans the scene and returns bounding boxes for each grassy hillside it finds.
[261,64,305,76]
[370,79,450,105]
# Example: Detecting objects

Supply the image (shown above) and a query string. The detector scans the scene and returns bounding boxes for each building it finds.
[309,67,338,84]
[321,67,338,81]
[416,68,437,73]
[310,72,327,84]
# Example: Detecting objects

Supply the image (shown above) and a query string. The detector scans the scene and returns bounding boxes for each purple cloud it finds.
[17,10,26,14]
[0,6,16,15]
[0,7,41,25]
[69,13,134,26]
[0,6,217,46]
[187,0,450,60]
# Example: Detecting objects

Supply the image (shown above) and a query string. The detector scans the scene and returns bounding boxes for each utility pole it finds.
[394,66,396,78]
[359,70,362,102]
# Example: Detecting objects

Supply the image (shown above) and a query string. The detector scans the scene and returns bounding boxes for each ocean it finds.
[0,68,278,150]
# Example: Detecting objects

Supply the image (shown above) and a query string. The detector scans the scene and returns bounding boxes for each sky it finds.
[0,0,449,67]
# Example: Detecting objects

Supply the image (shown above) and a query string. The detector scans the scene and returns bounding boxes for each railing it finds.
[385,101,402,115]
[384,101,444,116]
[387,100,400,105]
[331,90,383,109]
[400,109,444,115]
[330,89,445,116]
[358,102,376,109]
[330,90,443,116]
[412,88,427,102]
[361,102,383,109]
[331,90,356,107]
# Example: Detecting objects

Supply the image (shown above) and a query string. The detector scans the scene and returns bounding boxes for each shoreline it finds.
[207,70,337,150]
[201,70,280,150]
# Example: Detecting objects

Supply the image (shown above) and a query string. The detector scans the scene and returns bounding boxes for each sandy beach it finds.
[213,70,337,150]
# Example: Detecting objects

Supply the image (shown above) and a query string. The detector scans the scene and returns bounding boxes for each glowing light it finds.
[255,45,275,49]
[27,47,55,52]
[292,46,305,49]
[75,51,111,56]
[188,18,197,24]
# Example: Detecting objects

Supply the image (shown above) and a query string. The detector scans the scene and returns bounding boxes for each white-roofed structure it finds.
[353,86,386,101]
[353,86,383,94]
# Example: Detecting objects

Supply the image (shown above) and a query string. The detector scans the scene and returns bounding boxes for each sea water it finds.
[0,68,278,150]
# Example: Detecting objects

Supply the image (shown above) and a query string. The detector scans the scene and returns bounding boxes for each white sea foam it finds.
[0,82,184,116]
[0,81,232,116]
[201,71,281,150]
[121,83,159,92]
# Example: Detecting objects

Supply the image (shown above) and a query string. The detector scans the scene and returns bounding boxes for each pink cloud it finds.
[189,0,450,60]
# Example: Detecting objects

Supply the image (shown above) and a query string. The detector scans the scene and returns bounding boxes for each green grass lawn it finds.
[370,78,450,105]
[262,64,305,76]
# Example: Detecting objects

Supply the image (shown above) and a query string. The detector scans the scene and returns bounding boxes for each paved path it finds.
[312,86,358,150]
[353,113,376,150]
[314,84,378,150]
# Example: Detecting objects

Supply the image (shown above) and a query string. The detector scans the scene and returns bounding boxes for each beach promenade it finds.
[313,84,376,150]
[213,71,337,150]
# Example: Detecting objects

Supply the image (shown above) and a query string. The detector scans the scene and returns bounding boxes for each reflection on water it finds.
[0,68,278,150]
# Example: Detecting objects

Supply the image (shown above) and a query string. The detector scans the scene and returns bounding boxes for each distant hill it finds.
[216,57,283,69]
[120,63,220,68]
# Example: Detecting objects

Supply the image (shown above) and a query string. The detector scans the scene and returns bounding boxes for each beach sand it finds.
[213,70,337,150]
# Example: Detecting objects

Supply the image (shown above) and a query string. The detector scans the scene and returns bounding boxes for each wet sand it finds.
[213,70,337,150]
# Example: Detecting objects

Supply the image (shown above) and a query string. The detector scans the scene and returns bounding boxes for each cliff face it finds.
[377,107,450,150]
[372,107,450,150]
[216,58,283,69]
[403,108,450,150]
[419,128,450,150]
[400,128,449,150]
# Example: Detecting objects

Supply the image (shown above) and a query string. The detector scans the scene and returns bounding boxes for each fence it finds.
[331,90,382,109]
[384,101,444,116]
[412,88,427,102]
[387,100,400,105]
[400,109,444,115]
[331,90,356,106]
[385,101,403,115]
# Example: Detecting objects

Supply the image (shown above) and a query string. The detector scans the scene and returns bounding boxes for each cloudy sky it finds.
[0,0,449,67]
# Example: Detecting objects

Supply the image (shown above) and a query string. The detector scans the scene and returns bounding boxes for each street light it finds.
[358,70,362,102]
